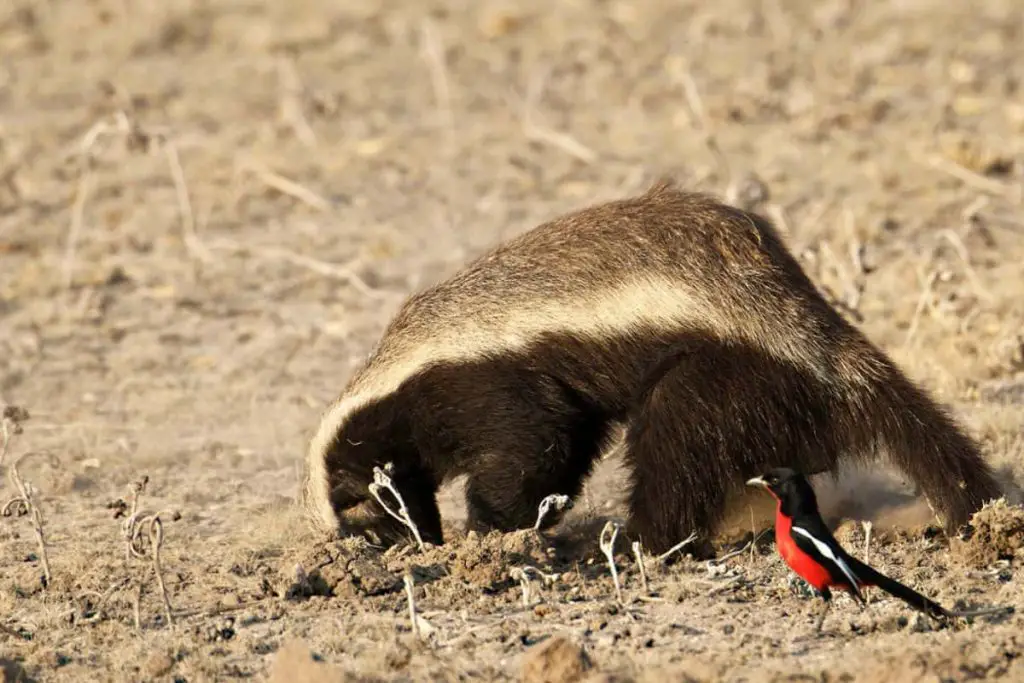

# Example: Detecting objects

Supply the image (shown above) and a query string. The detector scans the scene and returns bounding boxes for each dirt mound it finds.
[444,529,552,589]
[281,536,403,599]
[952,499,1024,568]
[278,527,557,605]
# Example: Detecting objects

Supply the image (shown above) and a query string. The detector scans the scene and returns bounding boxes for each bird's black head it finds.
[746,467,819,513]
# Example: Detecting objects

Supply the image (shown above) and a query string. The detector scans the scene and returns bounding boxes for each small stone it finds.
[220,593,242,609]
[141,652,174,679]
[520,634,594,683]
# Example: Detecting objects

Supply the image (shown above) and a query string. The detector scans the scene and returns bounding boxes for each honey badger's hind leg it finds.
[621,340,843,558]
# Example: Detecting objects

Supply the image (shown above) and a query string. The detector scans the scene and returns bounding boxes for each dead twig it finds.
[163,141,215,266]
[3,450,52,589]
[519,66,597,163]
[510,565,560,608]
[0,404,30,470]
[62,167,94,297]
[207,240,386,299]
[404,572,420,638]
[403,572,435,639]
[599,521,623,603]
[68,110,215,280]
[419,18,453,133]
[119,476,176,628]
[132,582,143,631]
[236,161,333,212]
[656,531,700,564]
[862,520,873,604]
[533,493,572,531]
[921,153,1021,201]
[937,228,993,303]
[672,62,733,188]
[276,57,317,147]
[902,268,940,350]
[368,463,425,551]
[509,567,532,607]
[707,529,772,568]
[631,541,650,594]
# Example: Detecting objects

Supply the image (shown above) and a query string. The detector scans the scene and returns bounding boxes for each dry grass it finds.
[1,0,1024,681]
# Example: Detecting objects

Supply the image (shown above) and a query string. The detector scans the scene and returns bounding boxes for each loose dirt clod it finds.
[268,639,363,683]
[952,499,1024,568]
[446,529,550,589]
[283,537,402,599]
[520,634,594,683]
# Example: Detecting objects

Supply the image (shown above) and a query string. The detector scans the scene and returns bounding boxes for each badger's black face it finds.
[326,456,445,548]
[330,490,412,547]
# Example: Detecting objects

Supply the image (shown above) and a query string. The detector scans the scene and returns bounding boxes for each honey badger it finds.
[301,179,1002,555]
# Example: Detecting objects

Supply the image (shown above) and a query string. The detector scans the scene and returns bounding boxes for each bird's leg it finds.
[862,521,873,604]
[815,599,831,633]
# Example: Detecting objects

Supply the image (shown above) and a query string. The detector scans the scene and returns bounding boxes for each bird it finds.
[746,467,1012,632]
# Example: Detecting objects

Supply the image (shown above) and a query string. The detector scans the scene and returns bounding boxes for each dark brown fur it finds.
[304,180,1003,555]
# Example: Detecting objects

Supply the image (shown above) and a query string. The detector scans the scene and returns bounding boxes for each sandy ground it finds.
[2,0,1024,681]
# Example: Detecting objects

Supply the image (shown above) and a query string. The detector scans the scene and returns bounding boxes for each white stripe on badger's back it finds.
[790,525,861,591]
[304,273,712,531]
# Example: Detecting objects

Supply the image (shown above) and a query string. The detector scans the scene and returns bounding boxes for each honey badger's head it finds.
[329,463,433,547]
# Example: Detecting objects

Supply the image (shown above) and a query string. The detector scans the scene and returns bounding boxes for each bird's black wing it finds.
[787,516,867,604]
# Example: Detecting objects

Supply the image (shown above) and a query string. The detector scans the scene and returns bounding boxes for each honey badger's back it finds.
[353,181,844,394]
[303,179,1002,550]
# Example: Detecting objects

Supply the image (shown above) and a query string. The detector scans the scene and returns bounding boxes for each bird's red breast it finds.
[773,499,843,593]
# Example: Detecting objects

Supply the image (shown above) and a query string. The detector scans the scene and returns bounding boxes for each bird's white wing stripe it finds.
[791,526,860,590]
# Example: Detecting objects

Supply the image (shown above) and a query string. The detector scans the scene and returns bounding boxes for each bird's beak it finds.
[746,476,767,488]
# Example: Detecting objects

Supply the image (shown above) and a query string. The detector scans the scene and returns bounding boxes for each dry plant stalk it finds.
[0,404,30,470]
[509,567,532,607]
[368,463,425,550]
[402,572,435,639]
[533,493,571,531]
[235,161,333,213]
[519,65,597,163]
[656,531,700,564]
[2,450,52,589]
[0,419,9,471]
[120,476,175,628]
[404,573,420,638]
[599,521,623,603]
[509,566,560,607]
[68,109,213,285]
[705,530,770,571]
[862,520,873,604]
[631,541,650,594]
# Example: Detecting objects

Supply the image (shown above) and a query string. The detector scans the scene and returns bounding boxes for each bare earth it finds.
[2,1,1024,681]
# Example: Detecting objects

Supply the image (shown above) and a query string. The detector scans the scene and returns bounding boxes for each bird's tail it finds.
[846,554,951,620]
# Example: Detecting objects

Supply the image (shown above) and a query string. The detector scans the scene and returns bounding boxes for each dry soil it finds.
[2,1,1024,681]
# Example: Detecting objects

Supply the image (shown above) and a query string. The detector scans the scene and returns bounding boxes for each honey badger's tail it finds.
[837,336,1002,531]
